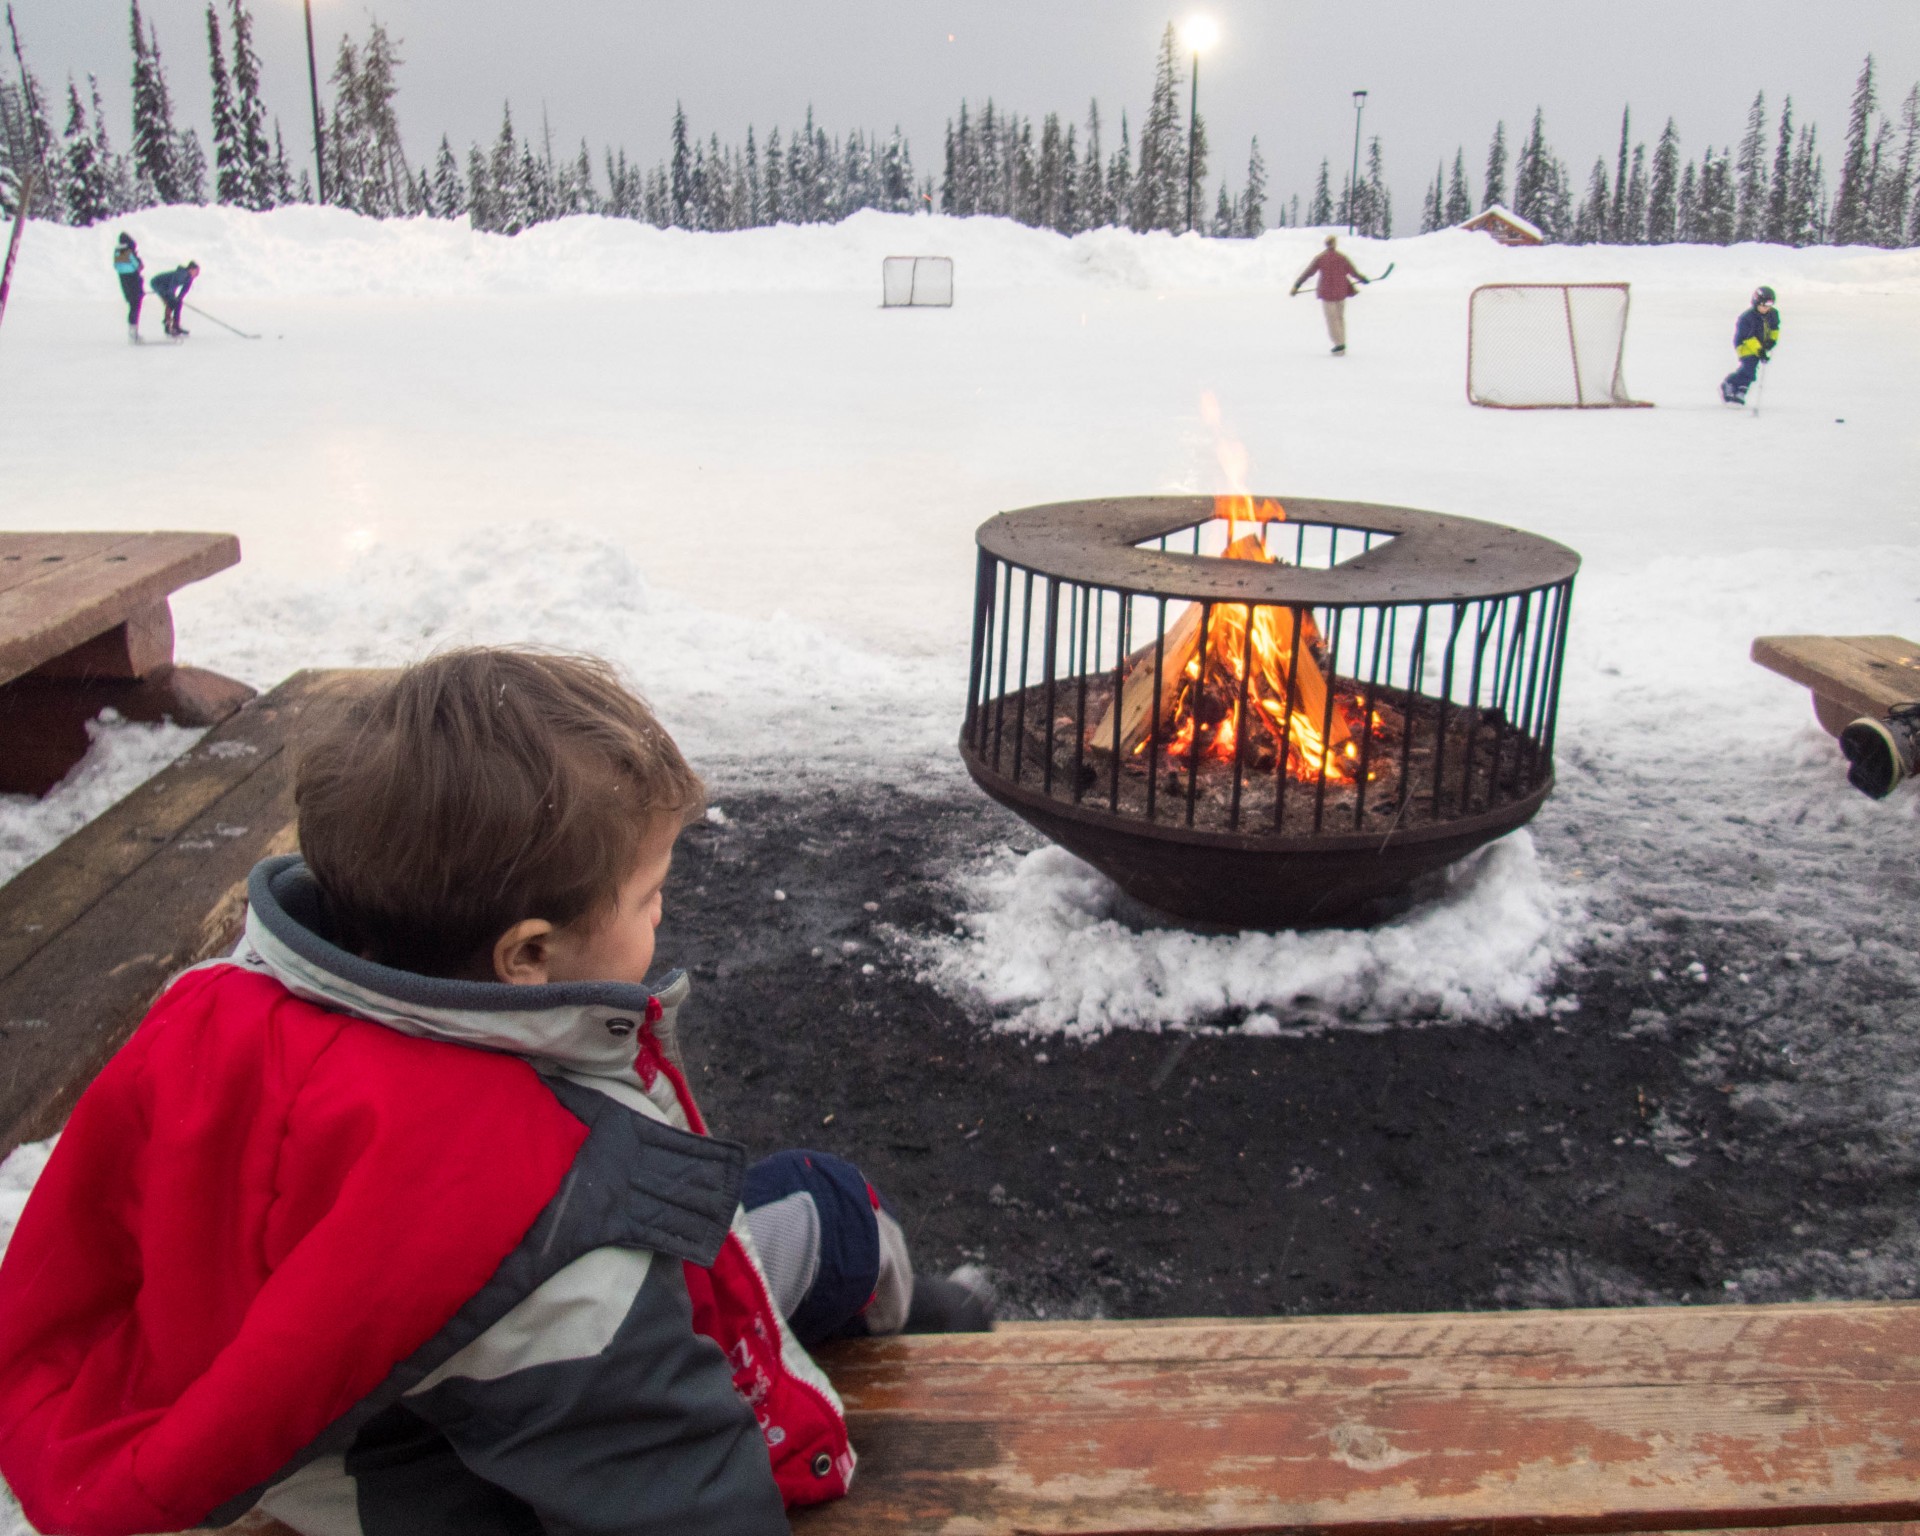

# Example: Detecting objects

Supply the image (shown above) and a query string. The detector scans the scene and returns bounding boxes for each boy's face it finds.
[493,818,679,988]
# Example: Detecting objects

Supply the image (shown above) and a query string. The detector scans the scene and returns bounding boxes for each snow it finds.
[0,211,1917,1524]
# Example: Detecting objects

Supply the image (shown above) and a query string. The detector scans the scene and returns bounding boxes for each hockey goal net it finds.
[882,256,953,308]
[1467,283,1650,408]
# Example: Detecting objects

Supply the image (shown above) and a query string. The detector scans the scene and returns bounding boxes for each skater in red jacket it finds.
[1290,235,1370,355]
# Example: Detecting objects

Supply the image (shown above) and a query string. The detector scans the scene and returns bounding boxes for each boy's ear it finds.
[493,919,558,985]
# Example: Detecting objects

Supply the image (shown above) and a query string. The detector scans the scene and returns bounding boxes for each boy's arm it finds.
[402,1244,789,1536]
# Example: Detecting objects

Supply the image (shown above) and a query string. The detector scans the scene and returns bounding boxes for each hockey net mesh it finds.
[882,256,953,307]
[1468,283,1645,408]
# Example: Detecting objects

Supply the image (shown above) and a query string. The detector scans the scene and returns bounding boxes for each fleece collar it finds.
[235,856,688,1084]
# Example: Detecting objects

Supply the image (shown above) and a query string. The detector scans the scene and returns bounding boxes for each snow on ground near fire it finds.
[2,207,1916,1043]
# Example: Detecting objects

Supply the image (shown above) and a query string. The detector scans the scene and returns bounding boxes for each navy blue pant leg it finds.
[1724,355,1759,398]
[742,1150,884,1347]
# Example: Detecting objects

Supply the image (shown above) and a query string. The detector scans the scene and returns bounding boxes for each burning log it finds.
[1087,531,1353,780]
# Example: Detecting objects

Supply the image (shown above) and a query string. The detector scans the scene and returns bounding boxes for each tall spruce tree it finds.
[1184,111,1208,231]
[1785,122,1819,245]
[1624,142,1648,241]
[174,125,206,201]
[61,76,110,223]
[1307,157,1332,225]
[1574,158,1609,243]
[1733,91,1767,240]
[1512,108,1551,227]
[431,133,463,217]
[1444,149,1470,223]
[1873,83,1918,246]
[1239,136,1265,236]
[1135,24,1183,231]
[1608,107,1631,240]
[206,3,246,204]
[1106,112,1131,227]
[669,102,690,226]
[128,0,182,204]
[1420,161,1443,232]
[224,0,270,205]
[1211,181,1232,236]
[1362,135,1389,236]
[1765,96,1794,241]
[1676,159,1698,240]
[1081,101,1104,226]
[1646,118,1680,241]
[1832,55,1875,243]
[5,7,58,216]
[1481,121,1506,209]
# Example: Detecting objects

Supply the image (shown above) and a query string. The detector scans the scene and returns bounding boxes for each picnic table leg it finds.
[0,600,254,797]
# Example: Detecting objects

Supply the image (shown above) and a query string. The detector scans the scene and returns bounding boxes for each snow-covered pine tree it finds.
[1645,118,1679,241]
[1105,112,1131,228]
[94,76,132,213]
[742,126,761,224]
[975,100,999,216]
[763,126,783,221]
[324,37,363,209]
[1011,118,1040,223]
[1038,112,1063,229]
[1624,141,1648,241]
[465,141,492,228]
[1481,121,1506,209]
[1058,123,1079,232]
[1184,112,1208,232]
[1363,135,1389,236]
[430,134,462,217]
[61,77,111,224]
[1831,55,1875,244]
[5,7,58,216]
[1239,136,1265,236]
[1734,91,1767,241]
[1675,160,1697,240]
[1444,149,1470,224]
[1211,181,1232,236]
[1573,158,1609,243]
[1512,109,1549,227]
[1785,122,1819,245]
[490,104,525,232]
[206,3,246,205]
[1135,24,1182,231]
[1699,146,1735,243]
[1871,85,1916,247]
[129,0,183,205]
[792,107,817,221]
[668,102,690,226]
[1609,107,1631,241]
[882,127,912,213]
[1081,101,1104,227]
[567,139,595,216]
[174,125,206,202]
[354,22,409,216]
[642,164,667,226]
[227,0,271,207]
[1420,162,1443,232]
[1765,97,1794,242]
[1307,157,1332,225]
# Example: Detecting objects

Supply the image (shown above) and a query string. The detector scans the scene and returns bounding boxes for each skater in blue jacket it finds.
[1721,286,1779,405]
[113,233,143,341]
[151,261,199,339]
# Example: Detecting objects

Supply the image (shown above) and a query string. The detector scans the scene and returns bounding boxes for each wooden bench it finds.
[1752,634,1920,737]
[187,1301,1920,1535]
[0,531,256,795]
[0,669,381,1157]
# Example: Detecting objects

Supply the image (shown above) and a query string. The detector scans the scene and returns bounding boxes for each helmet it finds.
[1754,285,1776,304]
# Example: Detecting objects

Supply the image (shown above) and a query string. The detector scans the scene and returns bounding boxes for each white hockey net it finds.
[882,256,954,308]
[1467,283,1649,408]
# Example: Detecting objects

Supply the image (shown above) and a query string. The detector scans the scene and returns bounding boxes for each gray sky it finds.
[11,2,1918,222]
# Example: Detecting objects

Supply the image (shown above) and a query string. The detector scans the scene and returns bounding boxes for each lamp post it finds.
[303,0,327,204]
[1180,16,1218,234]
[1347,89,1367,235]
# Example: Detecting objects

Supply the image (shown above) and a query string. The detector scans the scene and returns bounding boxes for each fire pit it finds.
[959,495,1580,928]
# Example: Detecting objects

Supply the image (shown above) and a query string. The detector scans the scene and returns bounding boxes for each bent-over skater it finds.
[151,260,199,338]
[1290,235,1369,355]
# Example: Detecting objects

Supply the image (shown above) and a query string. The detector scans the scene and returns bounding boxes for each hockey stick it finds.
[0,168,35,342]
[1364,262,1396,284]
[1751,357,1768,418]
[184,301,261,340]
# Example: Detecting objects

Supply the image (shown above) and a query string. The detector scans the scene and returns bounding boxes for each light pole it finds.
[1180,16,1218,234]
[303,0,327,204]
[1347,89,1367,235]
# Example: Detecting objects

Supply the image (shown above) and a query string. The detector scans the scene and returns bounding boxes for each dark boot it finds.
[904,1265,995,1333]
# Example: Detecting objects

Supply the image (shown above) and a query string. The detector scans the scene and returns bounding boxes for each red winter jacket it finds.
[1295,246,1363,301]
[0,856,853,1535]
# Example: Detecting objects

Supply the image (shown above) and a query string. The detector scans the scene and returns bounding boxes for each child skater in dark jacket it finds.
[1721,285,1780,404]
[0,648,990,1536]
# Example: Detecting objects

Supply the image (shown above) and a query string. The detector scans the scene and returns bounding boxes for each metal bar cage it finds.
[963,506,1576,844]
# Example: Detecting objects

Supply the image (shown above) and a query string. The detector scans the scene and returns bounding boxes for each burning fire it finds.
[1088,397,1364,782]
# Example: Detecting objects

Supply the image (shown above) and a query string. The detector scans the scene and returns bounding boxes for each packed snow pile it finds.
[915,832,1580,1038]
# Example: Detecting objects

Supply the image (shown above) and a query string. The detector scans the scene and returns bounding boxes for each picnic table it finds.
[1752,634,1920,736]
[0,531,254,796]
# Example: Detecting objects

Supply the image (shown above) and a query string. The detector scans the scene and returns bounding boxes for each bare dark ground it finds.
[659,780,1920,1320]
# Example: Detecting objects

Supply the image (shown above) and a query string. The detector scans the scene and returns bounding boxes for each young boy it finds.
[0,648,988,1535]
[1721,284,1779,404]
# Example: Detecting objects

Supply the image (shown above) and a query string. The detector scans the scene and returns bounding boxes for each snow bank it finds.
[0,1140,53,1272]
[18,205,1920,303]
[914,831,1580,1039]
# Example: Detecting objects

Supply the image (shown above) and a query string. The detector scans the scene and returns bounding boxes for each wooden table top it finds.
[0,531,240,687]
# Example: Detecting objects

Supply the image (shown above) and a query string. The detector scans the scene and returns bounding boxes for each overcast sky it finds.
[11,2,1917,221]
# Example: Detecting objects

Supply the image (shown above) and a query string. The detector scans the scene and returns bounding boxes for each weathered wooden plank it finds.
[0,532,239,684]
[0,669,384,1157]
[1752,635,1920,737]
[794,1304,1920,1534]
[0,533,138,599]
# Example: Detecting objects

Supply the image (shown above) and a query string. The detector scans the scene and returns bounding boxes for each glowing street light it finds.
[1181,16,1219,234]
[1347,89,1368,235]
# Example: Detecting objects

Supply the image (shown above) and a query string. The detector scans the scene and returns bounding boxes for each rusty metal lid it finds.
[976,496,1580,604]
